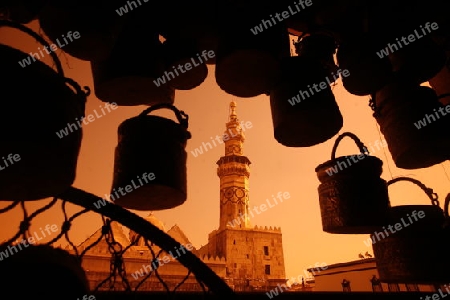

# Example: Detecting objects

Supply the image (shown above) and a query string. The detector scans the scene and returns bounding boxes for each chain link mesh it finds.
[0,196,211,296]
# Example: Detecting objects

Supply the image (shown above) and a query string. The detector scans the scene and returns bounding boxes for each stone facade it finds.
[197,226,286,290]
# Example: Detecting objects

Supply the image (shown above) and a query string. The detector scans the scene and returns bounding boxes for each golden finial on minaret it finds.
[229,101,237,122]
[223,101,245,156]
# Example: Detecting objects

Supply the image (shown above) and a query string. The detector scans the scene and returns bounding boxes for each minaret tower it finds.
[216,101,251,230]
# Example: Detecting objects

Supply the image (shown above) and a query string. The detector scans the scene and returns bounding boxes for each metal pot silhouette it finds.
[215,4,290,98]
[156,0,218,65]
[0,20,88,200]
[111,104,191,210]
[270,56,343,147]
[0,244,89,299]
[389,36,446,85]
[294,33,338,82]
[91,14,174,106]
[372,177,450,284]
[38,0,125,61]
[336,33,393,96]
[372,76,450,169]
[368,3,445,84]
[161,37,208,90]
[315,132,390,234]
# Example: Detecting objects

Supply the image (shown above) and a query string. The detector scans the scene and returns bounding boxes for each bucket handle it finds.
[387,177,440,207]
[444,193,450,219]
[0,20,64,76]
[138,103,192,139]
[0,20,90,98]
[331,132,369,160]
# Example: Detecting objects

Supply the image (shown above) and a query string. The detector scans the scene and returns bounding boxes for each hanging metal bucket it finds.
[372,76,450,169]
[91,16,174,106]
[112,104,191,211]
[367,3,445,83]
[0,244,89,298]
[389,35,446,84]
[215,6,290,98]
[161,37,208,90]
[0,0,47,23]
[373,177,450,283]
[38,0,125,61]
[315,132,390,234]
[368,1,445,84]
[336,33,393,96]
[270,56,343,147]
[157,0,218,65]
[0,20,88,201]
[294,33,338,80]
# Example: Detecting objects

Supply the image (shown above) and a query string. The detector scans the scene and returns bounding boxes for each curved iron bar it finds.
[58,186,235,298]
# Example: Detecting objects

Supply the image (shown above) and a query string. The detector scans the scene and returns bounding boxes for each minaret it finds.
[216,101,251,230]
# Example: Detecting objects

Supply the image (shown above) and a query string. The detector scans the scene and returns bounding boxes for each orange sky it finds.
[1,20,450,283]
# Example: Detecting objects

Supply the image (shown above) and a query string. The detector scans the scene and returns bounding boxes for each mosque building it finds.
[70,101,287,291]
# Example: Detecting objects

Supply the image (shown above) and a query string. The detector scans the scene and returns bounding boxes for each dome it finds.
[143,213,165,231]
[129,213,165,246]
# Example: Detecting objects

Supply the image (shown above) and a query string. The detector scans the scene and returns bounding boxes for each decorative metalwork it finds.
[0,187,235,297]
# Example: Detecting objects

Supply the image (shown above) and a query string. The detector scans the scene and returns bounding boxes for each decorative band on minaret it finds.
[217,101,251,229]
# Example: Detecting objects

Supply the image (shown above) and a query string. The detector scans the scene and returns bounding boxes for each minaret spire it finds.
[229,101,237,121]
[223,101,245,156]
[217,101,251,230]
